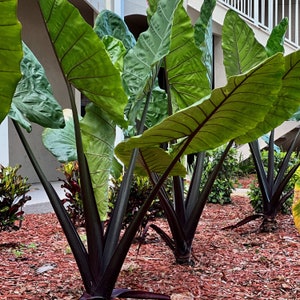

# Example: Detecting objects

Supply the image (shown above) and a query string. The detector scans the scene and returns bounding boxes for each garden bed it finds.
[1,194,300,299]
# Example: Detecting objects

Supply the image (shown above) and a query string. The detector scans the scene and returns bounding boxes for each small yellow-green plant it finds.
[0,165,31,231]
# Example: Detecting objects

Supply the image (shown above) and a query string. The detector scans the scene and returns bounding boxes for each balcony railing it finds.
[218,0,300,48]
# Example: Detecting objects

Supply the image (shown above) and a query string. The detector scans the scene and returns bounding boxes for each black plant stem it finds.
[102,88,153,272]
[249,139,271,206]
[185,140,234,242]
[185,152,205,218]
[267,130,275,193]
[38,2,103,289]
[12,120,93,291]
[100,112,202,294]
[145,168,187,255]
[163,57,173,117]
[173,176,186,225]
[66,81,104,288]
[273,128,300,193]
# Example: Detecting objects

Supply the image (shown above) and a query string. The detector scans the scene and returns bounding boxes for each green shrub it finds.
[0,165,31,231]
[201,146,239,205]
[108,174,166,229]
[236,157,256,177]
[248,150,300,214]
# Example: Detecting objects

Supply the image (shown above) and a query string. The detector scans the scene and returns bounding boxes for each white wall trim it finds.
[0,117,9,166]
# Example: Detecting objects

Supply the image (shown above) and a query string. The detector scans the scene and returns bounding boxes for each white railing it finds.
[218,0,300,48]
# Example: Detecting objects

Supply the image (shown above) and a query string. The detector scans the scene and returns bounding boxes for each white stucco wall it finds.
[0,118,9,166]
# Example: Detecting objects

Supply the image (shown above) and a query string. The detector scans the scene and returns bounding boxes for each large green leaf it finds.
[236,50,300,144]
[39,0,128,127]
[80,103,116,220]
[43,103,117,220]
[293,169,300,232]
[166,3,210,109]
[0,0,22,124]
[122,0,181,101]
[115,54,284,160]
[9,43,64,132]
[125,86,169,137]
[146,0,157,21]
[8,102,31,132]
[94,10,136,51]
[101,36,126,73]
[194,0,216,86]
[194,0,216,47]
[222,10,267,77]
[116,143,186,177]
[42,109,77,162]
[265,18,288,57]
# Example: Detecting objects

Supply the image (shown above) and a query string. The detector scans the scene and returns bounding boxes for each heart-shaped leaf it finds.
[265,17,288,57]
[0,0,22,124]
[80,103,116,220]
[42,109,77,162]
[166,3,210,109]
[122,0,181,101]
[10,43,64,131]
[39,0,128,127]
[222,10,267,77]
[236,50,300,144]
[94,10,136,51]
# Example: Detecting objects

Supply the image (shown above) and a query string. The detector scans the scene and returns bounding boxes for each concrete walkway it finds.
[23,181,65,214]
[22,182,249,215]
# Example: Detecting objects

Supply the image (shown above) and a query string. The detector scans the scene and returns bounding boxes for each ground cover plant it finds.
[1,0,300,299]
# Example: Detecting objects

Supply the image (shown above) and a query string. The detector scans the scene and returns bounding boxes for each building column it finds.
[0,117,9,166]
[114,0,124,17]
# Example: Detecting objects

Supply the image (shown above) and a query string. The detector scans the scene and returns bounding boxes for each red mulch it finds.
[1,192,300,299]
[234,174,257,189]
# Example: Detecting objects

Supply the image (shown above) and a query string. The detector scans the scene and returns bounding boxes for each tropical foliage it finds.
[0,0,22,124]
[1,0,300,298]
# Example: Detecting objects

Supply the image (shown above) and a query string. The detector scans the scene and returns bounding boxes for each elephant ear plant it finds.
[120,0,224,265]
[2,1,300,299]
[222,11,300,232]
[117,2,300,265]
[9,0,183,299]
